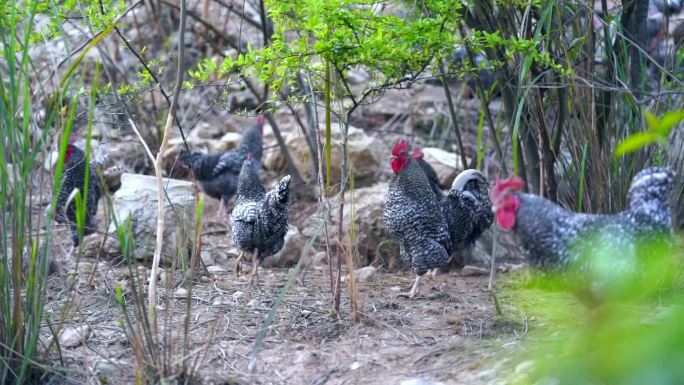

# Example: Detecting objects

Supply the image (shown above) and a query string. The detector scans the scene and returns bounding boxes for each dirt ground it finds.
[41,198,537,385]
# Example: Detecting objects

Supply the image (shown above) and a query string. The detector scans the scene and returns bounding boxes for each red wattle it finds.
[391,157,408,174]
[497,209,517,230]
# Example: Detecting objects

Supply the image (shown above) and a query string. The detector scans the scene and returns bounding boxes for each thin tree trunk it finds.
[149,0,186,333]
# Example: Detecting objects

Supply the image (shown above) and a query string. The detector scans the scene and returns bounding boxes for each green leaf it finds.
[644,110,659,132]
[615,132,660,157]
[653,110,684,136]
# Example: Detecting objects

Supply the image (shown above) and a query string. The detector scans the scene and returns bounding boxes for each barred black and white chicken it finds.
[178,116,264,217]
[384,139,493,298]
[230,154,291,285]
[491,167,675,302]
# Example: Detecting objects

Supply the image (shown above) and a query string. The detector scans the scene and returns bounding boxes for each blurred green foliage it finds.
[506,234,683,385]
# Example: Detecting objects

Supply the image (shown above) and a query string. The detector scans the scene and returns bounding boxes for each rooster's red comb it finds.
[247,152,253,161]
[391,139,411,157]
[492,176,525,198]
[256,115,266,125]
[412,149,424,160]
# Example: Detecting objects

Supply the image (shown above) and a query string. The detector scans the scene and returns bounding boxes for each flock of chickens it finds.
[55,116,676,299]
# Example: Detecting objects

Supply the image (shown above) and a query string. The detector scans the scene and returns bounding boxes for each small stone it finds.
[515,360,535,374]
[207,265,226,274]
[76,262,95,274]
[352,266,377,282]
[212,297,230,306]
[219,132,242,150]
[232,291,244,301]
[116,279,132,295]
[93,359,127,376]
[478,368,497,380]
[312,251,328,266]
[174,287,188,298]
[533,377,560,385]
[137,266,148,279]
[461,265,488,276]
[201,249,215,266]
[400,379,445,385]
[58,325,91,348]
[350,361,362,370]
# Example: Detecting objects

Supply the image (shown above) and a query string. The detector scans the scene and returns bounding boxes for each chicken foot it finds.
[249,249,261,287]
[234,251,244,276]
[397,275,421,299]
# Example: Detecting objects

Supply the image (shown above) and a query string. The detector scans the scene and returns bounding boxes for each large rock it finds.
[302,182,400,269]
[263,123,384,188]
[164,121,241,159]
[82,173,196,263]
[260,225,309,268]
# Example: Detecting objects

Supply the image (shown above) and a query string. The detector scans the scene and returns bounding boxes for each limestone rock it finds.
[57,325,91,348]
[460,265,488,276]
[301,182,399,268]
[82,173,196,263]
[264,124,384,188]
[352,266,377,282]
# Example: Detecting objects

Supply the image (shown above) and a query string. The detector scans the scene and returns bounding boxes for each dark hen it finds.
[178,116,265,215]
[55,144,101,249]
[230,155,291,285]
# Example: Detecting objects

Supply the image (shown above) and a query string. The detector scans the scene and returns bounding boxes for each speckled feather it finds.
[460,177,495,246]
[508,167,674,270]
[384,156,452,276]
[55,145,101,246]
[230,158,291,260]
[178,119,263,203]
[213,122,263,177]
[416,157,444,199]
[440,171,494,252]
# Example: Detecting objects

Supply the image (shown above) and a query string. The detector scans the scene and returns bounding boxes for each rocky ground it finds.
[24,2,684,384]
[43,194,556,385]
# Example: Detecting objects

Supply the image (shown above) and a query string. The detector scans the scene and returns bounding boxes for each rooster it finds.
[230,154,291,285]
[55,143,102,251]
[178,116,264,216]
[491,168,675,297]
[384,140,492,298]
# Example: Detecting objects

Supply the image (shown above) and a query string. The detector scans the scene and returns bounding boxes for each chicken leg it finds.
[249,249,261,287]
[397,275,421,299]
[217,199,229,223]
[234,251,244,276]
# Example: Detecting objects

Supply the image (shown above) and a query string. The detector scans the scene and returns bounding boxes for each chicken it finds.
[55,143,102,250]
[230,154,291,285]
[384,139,452,298]
[385,140,495,298]
[178,116,265,216]
[412,148,494,247]
[412,149,443,198]
[490,167,675,293]
[443,169,494,252]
